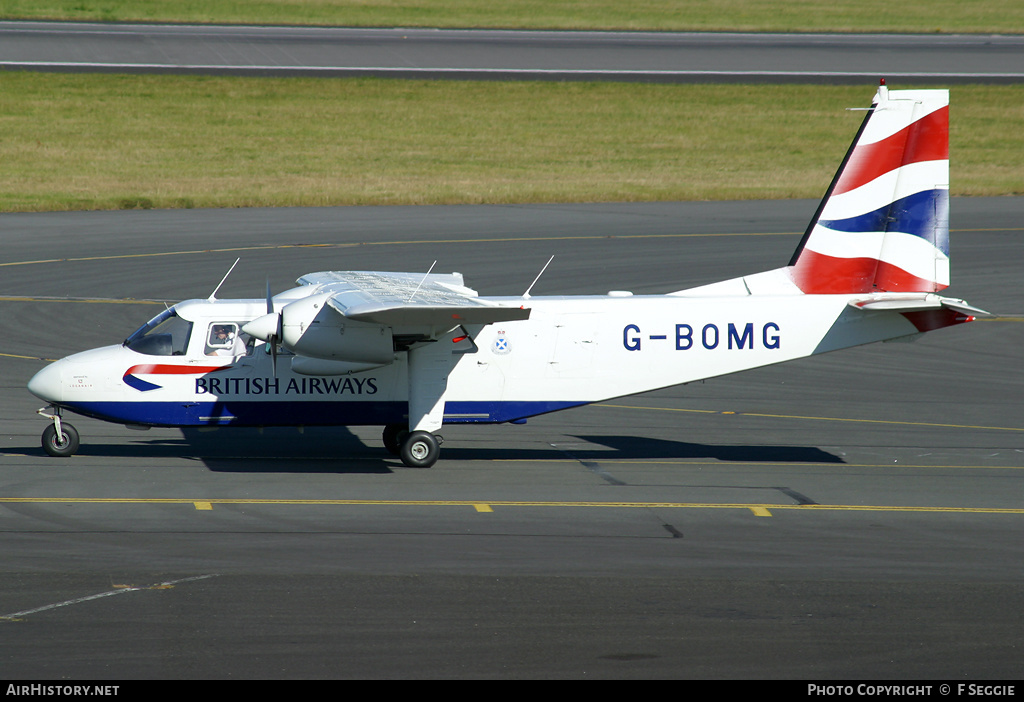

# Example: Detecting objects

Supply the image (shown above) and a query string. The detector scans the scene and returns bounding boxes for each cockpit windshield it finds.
[124,307,193,356]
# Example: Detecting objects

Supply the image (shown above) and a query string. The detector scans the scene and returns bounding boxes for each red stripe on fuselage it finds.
[125,364,230,376]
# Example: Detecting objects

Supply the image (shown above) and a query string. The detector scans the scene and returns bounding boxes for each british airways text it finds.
[623,323,781,351]
[195,376,378,396]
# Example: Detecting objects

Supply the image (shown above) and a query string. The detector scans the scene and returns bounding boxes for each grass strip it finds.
[3,0,1024,34]
[0,73,1020,212]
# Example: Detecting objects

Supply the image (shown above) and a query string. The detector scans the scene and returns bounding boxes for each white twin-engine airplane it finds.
[28,84,986,467]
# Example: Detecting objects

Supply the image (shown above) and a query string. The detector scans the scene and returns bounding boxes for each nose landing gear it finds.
[38,407,80,458]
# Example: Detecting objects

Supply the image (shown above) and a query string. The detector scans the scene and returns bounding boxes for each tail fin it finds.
[789,83,949,294]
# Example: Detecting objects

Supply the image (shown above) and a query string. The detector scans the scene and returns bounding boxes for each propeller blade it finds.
[268,280,277,377]
[245,281,282,377]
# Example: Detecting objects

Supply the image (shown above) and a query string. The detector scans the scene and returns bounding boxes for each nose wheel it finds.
[40,415,80,457]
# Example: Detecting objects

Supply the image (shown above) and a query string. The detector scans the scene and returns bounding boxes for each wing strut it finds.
[397,329,464,468]
[407,331,458,435]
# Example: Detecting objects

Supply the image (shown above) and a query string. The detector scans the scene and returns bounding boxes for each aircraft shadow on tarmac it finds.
[18,426,843,472]
[566,435,843,464]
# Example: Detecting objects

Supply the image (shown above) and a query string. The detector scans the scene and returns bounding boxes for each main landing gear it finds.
[38,407,79,458]
[382,423,442,468]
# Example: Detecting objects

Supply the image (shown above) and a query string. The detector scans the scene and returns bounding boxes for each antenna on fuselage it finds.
[208,258,241,301]
[522,255,554,299]
[408,260,437,302]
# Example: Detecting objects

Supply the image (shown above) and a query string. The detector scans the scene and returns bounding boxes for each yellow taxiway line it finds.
[598,403,1024,434]
[0,496,1021,518]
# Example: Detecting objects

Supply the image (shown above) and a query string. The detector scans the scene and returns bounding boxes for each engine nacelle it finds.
[280,293,394,364]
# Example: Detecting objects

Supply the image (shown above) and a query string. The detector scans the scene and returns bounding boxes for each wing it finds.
[297,270,531,327]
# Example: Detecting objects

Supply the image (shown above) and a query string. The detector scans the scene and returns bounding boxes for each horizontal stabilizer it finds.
[849,294,989,316]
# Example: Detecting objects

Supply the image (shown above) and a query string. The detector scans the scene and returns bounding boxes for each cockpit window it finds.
[124,308,193,356]
[205,323,252,357]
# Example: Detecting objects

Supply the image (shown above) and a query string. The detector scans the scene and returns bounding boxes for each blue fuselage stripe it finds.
[57,400,588,427]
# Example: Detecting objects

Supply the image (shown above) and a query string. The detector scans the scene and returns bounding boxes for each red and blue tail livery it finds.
[790,83,950,295]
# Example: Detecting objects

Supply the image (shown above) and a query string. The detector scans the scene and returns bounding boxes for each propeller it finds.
[241,280,282,376]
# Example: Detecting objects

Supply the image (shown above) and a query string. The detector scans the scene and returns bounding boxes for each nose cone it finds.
[242,312,281,343]
[28,362,63,403]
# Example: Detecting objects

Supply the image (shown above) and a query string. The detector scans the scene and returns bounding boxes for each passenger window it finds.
[205,323,251,357]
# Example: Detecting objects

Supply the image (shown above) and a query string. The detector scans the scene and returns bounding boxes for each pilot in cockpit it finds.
[206,324,249,356]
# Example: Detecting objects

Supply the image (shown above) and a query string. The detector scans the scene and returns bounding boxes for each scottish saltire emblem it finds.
[492,330,511,355]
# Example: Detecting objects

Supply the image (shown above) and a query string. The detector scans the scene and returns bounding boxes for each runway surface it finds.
[2,21,1023,82]
[1,199,1022,679]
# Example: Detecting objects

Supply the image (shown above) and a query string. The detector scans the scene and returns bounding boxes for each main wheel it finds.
[382,424,408,456]
[399,430,440,468]
[42,423,80,458]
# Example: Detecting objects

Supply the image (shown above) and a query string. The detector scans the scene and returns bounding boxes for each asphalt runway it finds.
[1,199,1022,679]
[2,21,1023,82]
